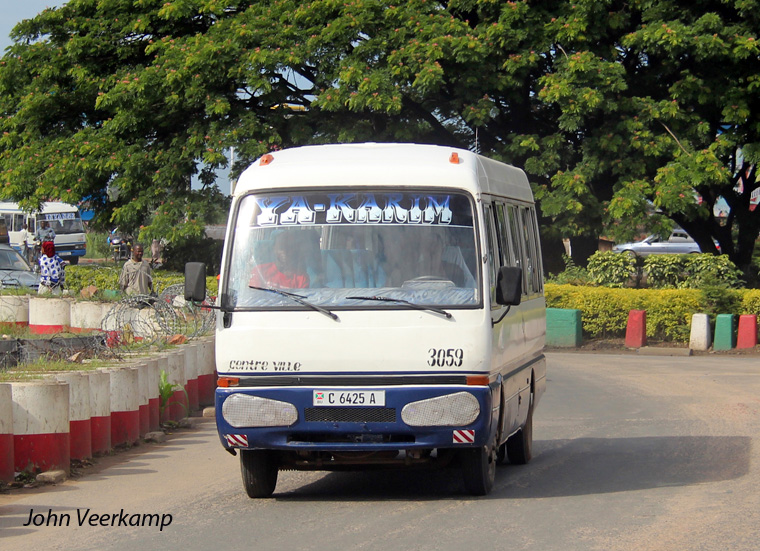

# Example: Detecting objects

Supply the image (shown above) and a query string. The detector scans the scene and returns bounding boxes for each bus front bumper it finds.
[215,385,494,453]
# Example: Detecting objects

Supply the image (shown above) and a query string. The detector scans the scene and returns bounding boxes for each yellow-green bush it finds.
[547,284,704,342]
[740,289,760,315]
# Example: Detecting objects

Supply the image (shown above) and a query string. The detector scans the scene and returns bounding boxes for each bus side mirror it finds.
[184,262,207,302]
[496,266,522,306]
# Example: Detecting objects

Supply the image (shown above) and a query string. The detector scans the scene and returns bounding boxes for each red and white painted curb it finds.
[135,360,150,438]
[28,297,71,335]
[0,383,14,482]
[51,372,92,461]
[2,337,216,478]
[197,337,216,407]
[165,350,188,422]
[0,296,30,327]
[103,367,140,447]
[184,343,200,414]
[88,370,111,455]
[143,358,161,432]
[11,381,70,475]
[69,301,108,333]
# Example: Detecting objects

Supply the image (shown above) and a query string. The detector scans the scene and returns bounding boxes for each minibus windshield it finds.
[38,213,85,235]
[224,190,480,310]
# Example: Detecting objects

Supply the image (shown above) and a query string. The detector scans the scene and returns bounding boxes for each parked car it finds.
[0,244,39,290]
[612,228,708,257]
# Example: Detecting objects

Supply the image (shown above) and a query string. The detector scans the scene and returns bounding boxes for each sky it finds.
[0,0,234,195]
[0,1,68,53]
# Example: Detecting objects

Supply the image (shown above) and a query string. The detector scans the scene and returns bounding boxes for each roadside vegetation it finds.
[546,252,760,342]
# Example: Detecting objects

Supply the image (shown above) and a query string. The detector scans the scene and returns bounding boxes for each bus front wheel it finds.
[240,449,278,498]
[461,444,496,496]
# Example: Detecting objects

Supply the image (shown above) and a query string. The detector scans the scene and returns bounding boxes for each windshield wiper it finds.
[249,285,339,321]
[346,295,452,319]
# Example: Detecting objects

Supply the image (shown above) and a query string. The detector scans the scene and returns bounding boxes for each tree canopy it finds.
[1,0,759,276]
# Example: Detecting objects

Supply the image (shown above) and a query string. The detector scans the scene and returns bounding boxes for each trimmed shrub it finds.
[587,251,636,288]
[547,284,704,342]
[545,255,593,286]
[740,289,760,315]
[65,265,218,298]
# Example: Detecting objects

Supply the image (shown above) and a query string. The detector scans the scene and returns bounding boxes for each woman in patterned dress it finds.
[38,241,65,295]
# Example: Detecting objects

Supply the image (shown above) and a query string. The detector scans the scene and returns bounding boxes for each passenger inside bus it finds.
[249,230,309,289]
[418,231,470,287]
[377,226,417,286]
[302,230,343,288]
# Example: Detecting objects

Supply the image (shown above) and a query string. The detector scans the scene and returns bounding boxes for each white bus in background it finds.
[185,143,547,498]
[0,201,87,264]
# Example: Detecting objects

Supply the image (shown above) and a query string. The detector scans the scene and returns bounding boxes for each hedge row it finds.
[546,284,760,342]
[64,265,219,298]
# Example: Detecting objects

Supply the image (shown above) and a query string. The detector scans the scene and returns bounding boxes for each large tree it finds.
[1,0,758,276]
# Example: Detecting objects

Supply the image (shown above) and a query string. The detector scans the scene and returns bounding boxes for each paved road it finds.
[2,352,759,550]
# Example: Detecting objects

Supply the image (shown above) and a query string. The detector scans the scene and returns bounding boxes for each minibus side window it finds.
[519,207,538,295]
[494,202,515,267]
[505,205,526,296]
[483,204,498,307]
[12,214,23,232]
[524,207,544,293]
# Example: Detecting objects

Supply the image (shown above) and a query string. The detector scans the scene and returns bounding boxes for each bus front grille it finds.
[304,407,396,423]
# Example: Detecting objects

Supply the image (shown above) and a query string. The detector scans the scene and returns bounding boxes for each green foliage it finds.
[161,235,223,275]
[545,255,592,285]
[546,282,760,342]
[642,254,689,289]
[65,265,219,298]
[699,286,741,321]
[158,369,186,420]
[586,251,636,288]
[740,290,760,315]
[85,231,111,259]
[546,283,704,342]
[643,254,743,289]
[579,251,744,290]
[680,254,744,289]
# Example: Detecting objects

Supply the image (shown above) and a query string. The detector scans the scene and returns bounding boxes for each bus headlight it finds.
[222,394,298,428]
[401,392,480,427]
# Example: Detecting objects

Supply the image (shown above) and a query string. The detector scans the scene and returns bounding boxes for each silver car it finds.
[612,229,705,257]
[0,244,40,290]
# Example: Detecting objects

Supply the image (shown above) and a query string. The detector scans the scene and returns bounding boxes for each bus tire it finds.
[461,444,496,496]
[68,256,79,265]
[506,392,533,465]
[240,449,278,498]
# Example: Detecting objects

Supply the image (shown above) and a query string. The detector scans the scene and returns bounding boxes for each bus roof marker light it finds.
[259,154,274,166]
[449,152,460,164]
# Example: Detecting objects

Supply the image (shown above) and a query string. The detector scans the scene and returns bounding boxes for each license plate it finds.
[313,390,385,407]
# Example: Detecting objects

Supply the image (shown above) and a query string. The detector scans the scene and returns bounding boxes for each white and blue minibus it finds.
[0,201,87,263]
[186,143,546,497]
